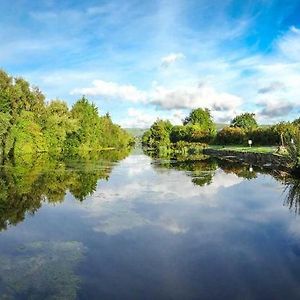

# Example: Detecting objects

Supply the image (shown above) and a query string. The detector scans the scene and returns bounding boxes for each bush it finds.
[215,126,246,145]
[170,125,188,143]
[186,125,216,143]
[248,127,279,146]
[170,125,215,144]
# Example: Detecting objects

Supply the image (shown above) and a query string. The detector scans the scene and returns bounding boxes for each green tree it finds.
[6,111,47,157]
[149,119,173,148]
[273,122,296,147]
[230,113,258,130]
[0,70,132,160]
[184,108,215,127]
[43,100,78,154]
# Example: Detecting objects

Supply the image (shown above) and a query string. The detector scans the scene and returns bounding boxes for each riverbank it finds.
[144,143,294,173]
[203,147,290,171]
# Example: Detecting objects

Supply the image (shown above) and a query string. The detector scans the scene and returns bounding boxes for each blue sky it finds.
[1,0,300,127]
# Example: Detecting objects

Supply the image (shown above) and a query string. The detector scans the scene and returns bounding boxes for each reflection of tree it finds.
[0,241,84,299]
[216,159,258,180]
[0,149,130,231]
[144,148,300,216]
[281,176,300,214]
[149,151,218,187]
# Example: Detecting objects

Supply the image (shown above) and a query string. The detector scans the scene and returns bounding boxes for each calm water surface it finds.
[1,149,300,299]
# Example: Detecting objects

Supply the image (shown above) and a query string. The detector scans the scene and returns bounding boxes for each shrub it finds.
[170,125,188,143]
[248,127,279,146]
[186,125,216,143]
[215,126,246,145]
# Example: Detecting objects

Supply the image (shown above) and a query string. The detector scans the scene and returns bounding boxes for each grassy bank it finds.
[208,145,276,154]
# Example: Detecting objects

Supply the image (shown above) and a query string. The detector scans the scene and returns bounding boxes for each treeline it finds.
[142,108,216,148]
[0,70,133,160]
[142,108,300,148]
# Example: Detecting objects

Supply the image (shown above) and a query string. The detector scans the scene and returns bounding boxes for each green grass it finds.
[208,145,276,154]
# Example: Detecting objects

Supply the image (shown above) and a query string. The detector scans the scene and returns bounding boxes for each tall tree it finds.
[183,108,216,133]
[230,113,258,130]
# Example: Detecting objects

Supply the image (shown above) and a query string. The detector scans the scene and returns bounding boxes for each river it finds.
[0,149,300,299]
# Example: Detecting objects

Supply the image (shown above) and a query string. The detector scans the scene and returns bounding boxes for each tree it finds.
[230,113,258,130]
[0,71,48,159]
[142,119,172,148]
[0,70,133,160]
[184,108,214,127]
[43,100,78,154]
[273,122,296,147]
[182,108,216,142]
[141,130,152,146]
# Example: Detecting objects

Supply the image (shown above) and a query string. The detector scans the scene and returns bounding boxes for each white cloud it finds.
[72,80,242,112]
[276,26,300,60]
[120,107,185,128]
[150,83,243,112]
[71,80,147,102]
[257,98,296,119]
[71,79,243,126]
[123,108,157,128]
[161,52,185,68]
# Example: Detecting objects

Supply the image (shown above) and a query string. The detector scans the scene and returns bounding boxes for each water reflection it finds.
[147,150,300,216]
[0,149,130,231]
[281,176,300,214]
[2,149,300,299]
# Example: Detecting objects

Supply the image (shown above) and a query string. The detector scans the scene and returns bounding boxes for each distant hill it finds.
[216,123,228,131]
[125,128,147,138]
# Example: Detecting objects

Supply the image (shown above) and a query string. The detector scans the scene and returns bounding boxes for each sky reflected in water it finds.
[1,151,300,299]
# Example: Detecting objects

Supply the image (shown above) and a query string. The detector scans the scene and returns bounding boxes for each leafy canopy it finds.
[183,108,216,132]
[0,69,133,160]
[230,113,258,130]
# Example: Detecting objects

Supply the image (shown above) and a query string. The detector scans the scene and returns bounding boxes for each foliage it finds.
[272,122,296,146]
[170,125,189,143]
[285,128,300,171]
[142,119,172,148]
[183,108,216,136]
[230,113,258,130]
[0,70,132,160]
[215,126,246,145]
[215,123,298,147]
[144,108,216,148]
[43,100,78,154]
[248,127,279,146]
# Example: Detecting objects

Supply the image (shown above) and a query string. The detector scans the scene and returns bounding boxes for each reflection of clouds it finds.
[89,201,149,235]
[81,155,243,235]
[118,155,152,178]
[156,218,188,235]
